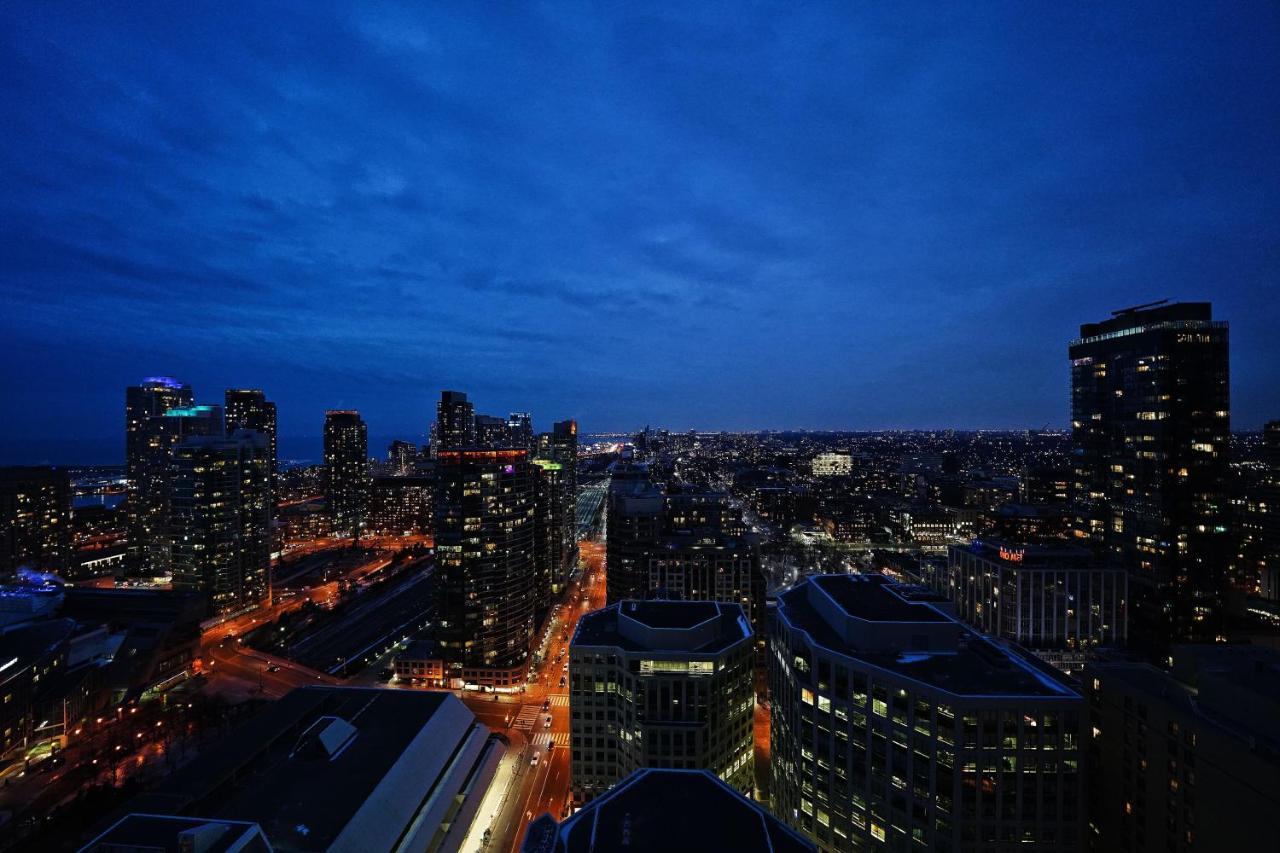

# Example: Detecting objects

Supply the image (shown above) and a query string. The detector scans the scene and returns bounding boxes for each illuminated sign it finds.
[998,547,1025,563]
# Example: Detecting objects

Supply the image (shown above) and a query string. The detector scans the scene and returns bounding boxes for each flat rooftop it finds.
[813,574,949,623]
[554,769,813,853]
[779,576,1078,700]
[80,815,268,853]
[118,687,453,850]
[574,600,751,655]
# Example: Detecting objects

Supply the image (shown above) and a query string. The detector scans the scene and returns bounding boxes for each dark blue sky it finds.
[2,3,1277,463]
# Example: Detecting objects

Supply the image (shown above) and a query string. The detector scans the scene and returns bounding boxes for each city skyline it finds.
[2,3,1278,465]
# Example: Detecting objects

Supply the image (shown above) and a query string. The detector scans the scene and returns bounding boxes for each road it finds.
[456,536,607,853]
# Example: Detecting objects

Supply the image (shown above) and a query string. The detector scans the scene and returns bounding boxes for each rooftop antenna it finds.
[1111,298,1170,317]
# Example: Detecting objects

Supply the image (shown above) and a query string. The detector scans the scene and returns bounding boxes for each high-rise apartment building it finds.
[569,600,755,804]
[323,410,369,539]
[605,465,665,603]
[170,431,271,614]
[434,447,535,688]
[224,388,277,488]
[532,458,572,615]
[124,377,193,573]
[368,474,433,535]
[474,414,507,446]
[387,439,419,476]
[436,390,475,451]
[943,540,1127,673]
[1069,302,1230,648]
[0,466,72,577]
[771,574,1084,852]
[127,397,223,576]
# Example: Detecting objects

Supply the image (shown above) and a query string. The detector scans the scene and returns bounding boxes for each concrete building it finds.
[86,687,504,853]
[569,600,754,803]
[223,388,277,491]
[124,377,193,574]
[771,574,1084,851]
[944,540,1127,673]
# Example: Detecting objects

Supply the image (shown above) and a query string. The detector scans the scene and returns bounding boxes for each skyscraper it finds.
[125,377,193,573]
[224,388,277,489]
[1069,301,1230,648]
[128,395,223,576]
[507,412,533,449]
[323,410,370,539]
[771,574,1084,851]
[569,600,754,804]
[170,431,271,614]
[474,414,508,446]
[434,447,535,687]
[435,390,475,451]
[0,466,72,577]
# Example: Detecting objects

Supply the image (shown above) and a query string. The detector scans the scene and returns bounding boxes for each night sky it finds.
[2,3,1277,464]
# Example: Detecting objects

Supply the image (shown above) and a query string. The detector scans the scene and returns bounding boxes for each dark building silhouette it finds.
[1085,647,1280,852]
[224,388,277,489]
[170,431,272,615]
[0,466,72,577]
[1069,302,1230,648]
[323,410,369,539]
[507,411,534,449]
[475,414,508,446]
[1262,421,1280,600]
[436,390,475,451]
[434,447,535,687]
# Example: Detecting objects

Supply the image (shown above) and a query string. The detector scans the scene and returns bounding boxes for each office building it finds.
[124,377,193,573]
[368,474,433,535]
[223,388,277,488]
[436,390,475,451]
[170,431,272,615]
[323,410,369,539]
[0,466,72,576]
[813,452,854,478]
[647,532,762,627]
[1085,647,1280,852]
[82,687,505,853]
[434,447,536,687]
[1069,301,1230,648]
[523,768,814,853]
[944,540,1127,672]
[127,399,223,576]
[771,574,1084,851]
[570,600,754,803]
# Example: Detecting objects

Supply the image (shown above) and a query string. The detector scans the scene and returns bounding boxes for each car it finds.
[558,676,566,687]
[542,700,550,711]
[545,716,552,727]
[530,753,540,766]
[548,741,555,751]
[266,664,280,673]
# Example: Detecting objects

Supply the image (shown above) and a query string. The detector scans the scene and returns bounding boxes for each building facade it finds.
[170,431,272,615]
[368,474,433,535]
[223,388,277,489]
[771,574,1084,852]
[323,410,369,539]
[0,466,72,577]
[1069,302,1230,648]
[124,377,194,573]
[434,447,536,687]
[570,600,754,803]
[944,540,1127,672]
[436,390,475,451]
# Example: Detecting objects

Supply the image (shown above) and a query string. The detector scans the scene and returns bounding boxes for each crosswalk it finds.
[548,694,569,707]
[532,732,571,748]
[513,705,541,732]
